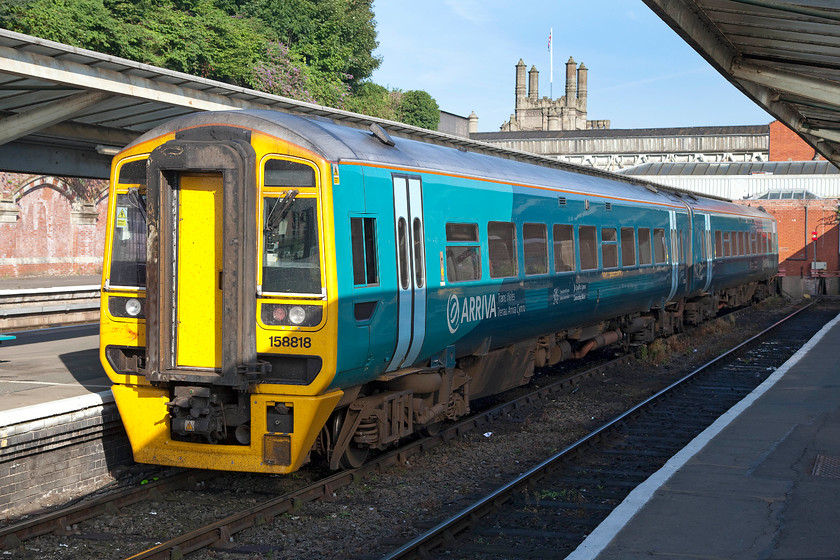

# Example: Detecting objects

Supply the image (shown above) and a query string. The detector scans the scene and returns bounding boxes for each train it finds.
[99,109,778,473]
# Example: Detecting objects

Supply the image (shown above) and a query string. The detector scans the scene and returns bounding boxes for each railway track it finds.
[379,301,835,560]
[1,299,819,559]
[0,342,628,558]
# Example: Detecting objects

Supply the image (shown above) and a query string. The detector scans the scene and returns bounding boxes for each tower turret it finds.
[528,65,539,100]
[577,63,588,111]
[515,59,526,108]
[565,56,577,107]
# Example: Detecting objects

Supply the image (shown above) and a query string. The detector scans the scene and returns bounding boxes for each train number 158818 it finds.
[269,336,312,349]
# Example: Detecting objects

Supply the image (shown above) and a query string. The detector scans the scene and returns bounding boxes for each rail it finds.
[379,302,820,559]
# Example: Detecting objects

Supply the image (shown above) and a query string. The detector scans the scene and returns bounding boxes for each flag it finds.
[548,29,552,52]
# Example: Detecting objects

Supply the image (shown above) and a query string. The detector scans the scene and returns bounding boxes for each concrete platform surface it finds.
[570,311,840,560]
[0,323,110,411]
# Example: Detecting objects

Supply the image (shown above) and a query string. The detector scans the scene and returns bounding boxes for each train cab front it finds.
[100,123,341,473]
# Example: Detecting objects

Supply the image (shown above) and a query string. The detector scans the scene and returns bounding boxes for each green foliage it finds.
[233,0,380,86]
[344,82,399,120]
[251,42,350,107]
[0,0,121,53]
[397,90,440,130]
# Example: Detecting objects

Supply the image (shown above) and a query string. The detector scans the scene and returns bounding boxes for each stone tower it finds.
[501,57,608,132]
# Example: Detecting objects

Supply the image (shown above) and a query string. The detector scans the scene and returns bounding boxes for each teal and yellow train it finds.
[100,110,777,473]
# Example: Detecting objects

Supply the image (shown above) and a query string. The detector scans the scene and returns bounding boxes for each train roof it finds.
[123,110,774,221]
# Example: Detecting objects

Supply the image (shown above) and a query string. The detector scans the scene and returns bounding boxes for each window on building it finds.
[579,225,598,270]
[351,217,378,286]
[445,223,481,282]
[523,223,548,275]
[553,224,575,272]
[488,221,518,278]
[601,227,618,269]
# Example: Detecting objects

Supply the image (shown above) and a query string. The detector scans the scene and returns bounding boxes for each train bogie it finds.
[100,110,777,474]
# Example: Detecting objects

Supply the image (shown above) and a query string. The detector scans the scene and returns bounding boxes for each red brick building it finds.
[769,120,825,162]
[738,198,839,278]
[0,174,108,279]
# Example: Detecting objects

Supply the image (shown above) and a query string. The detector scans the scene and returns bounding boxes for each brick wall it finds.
[0,395,132,518]
[738,199,839,277]
[768,120,824,162]
[0,174,108,279]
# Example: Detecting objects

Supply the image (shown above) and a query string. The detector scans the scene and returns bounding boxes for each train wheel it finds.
[339,443,369,469]
[420,421,442,437]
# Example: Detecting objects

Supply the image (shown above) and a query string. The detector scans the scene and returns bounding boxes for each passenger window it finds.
[488,221,518,278]
[653,228,666,263]
[578,225,598,270]
[638,228,652,266]
[621,227,636,267]
[397,218,409,290]
[350,217,378,286]
[601,227,618,269]
[723,232,731,257]
[413,218,425,288]
[523,223,548,275]
[715,231,723,258]
[445,223,481,283]
[553,224,575,273]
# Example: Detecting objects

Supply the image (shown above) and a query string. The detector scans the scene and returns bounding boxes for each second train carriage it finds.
[100,110,777,473]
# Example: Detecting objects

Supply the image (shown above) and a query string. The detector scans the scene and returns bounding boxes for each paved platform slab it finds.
[570,311,840,560]
[0,323,110,411]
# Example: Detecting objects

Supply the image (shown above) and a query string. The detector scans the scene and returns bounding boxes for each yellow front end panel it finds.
[176,173,224,369]
[112,384,343,473]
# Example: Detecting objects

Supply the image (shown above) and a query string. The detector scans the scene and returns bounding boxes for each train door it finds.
[176,173,223,368]
[145,137,259,386]
[702,213,713,292]
[667,210,678,302]
[386,175,426,371]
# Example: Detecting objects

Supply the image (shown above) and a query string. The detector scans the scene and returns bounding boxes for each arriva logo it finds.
[446,292,497,334]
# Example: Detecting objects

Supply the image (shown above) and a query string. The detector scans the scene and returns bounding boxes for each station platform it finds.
[569,310,840,560]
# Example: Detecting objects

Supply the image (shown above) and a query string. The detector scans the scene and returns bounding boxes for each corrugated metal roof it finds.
[471,124,769,142]
[0,28,493,178]
[620,160,840,176]
[643,0,840,168]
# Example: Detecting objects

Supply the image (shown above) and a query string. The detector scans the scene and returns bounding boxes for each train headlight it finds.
[125,298,143,317]
[261,303,323,327]
[108,296,146,319]
[289,306,306,325]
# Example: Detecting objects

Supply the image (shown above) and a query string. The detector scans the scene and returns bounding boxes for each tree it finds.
[344,82,398,121]
[397,90,440,130]
[231,0,380,86]
[251,41,350,107]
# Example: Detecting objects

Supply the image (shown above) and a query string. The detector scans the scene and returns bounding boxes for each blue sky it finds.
[369,0,773,132]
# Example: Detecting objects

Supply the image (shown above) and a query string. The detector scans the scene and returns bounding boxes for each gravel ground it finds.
[11,297,809,560]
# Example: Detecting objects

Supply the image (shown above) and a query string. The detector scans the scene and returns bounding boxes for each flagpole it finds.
[549,28,553,99]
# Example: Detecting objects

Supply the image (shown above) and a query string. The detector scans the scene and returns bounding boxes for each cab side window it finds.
[351,217,378,286]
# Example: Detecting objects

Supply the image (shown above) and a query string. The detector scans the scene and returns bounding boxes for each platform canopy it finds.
[643,0,840,167]
[0,28,474,179]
